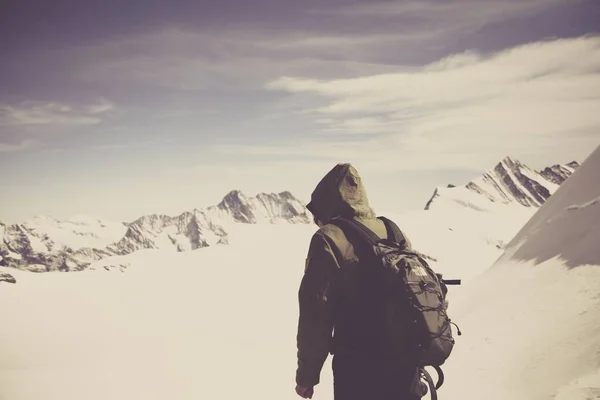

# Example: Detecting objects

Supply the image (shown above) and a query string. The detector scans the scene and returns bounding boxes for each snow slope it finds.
[442,258,600,400]
[440,144,600,400]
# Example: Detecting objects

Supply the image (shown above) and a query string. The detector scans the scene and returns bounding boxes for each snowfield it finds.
[0,223,319,400]
[442,258,600,400]
[1,149,599,400]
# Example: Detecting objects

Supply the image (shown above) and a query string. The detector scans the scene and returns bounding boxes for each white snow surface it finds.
[442,258,600,400]
[1,150,598,399]
[23,214,127,251]
[2,221,598,400]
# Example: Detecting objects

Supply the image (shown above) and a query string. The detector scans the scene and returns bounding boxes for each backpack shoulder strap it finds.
[328,217,380,247]
[378,216,407,246]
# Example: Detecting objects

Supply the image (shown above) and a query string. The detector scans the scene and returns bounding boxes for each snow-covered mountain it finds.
[373,157,580,281]
[0,190,311,274]
[442,145,600,400]
[0,215,126,273]
[207,190,309,224]
[108,209,229,256]
[425,157,580,211]
[497,149,599,268]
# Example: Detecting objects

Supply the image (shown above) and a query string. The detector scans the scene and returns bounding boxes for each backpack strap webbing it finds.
[378,216,407,246]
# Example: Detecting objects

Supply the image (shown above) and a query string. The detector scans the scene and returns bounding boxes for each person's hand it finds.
[295,384,314,398]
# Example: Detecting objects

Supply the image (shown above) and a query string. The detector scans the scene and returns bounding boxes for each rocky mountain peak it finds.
[277,191,295,200]
[220,189,247,204]
[216,190,255,223]
[425,157,580,211]
[540,161,581,185]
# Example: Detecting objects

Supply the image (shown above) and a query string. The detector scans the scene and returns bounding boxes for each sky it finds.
[1,0,599,223]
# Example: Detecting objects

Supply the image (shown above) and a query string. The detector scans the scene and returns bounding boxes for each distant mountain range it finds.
[0,157,580,277]
[0,191,310,273]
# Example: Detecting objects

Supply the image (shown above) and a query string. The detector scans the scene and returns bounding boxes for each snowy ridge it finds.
[108,209,229,255]
[206,190,309,224]
[442,145,600,400]
[0,190,310,273]
[497,146,600,268]
[425,157,579,211]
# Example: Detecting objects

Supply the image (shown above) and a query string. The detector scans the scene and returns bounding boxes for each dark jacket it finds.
[295,163,413,387]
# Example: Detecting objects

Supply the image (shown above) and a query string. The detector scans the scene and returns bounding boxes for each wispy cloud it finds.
[52,27,438,91]
[8,0,577,94]
[0,99,116,127]
[154,108,220,118]
[86,98,116,114]
[258,35,600,171]
[0,139,39,153]
[317,0,570,25]
[90,139,172,151]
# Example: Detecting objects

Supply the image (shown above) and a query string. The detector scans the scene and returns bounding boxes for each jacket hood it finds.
[306,163,375,224]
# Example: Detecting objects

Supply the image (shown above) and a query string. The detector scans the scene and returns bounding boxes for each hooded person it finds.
[295,163,422,400]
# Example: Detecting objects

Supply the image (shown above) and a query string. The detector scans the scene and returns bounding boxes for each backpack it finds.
[327,216,461,400]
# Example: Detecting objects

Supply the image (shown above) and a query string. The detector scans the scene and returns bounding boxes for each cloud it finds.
[47,27,435,91]
[86,98,115,114]
[12,0,575,94]
[0,99,116,127]
[90,139,172,151]
[318,0,570,25]
[0,139,39,152]
[259,35,600,171]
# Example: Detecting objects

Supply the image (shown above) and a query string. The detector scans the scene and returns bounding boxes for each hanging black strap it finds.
[421,366,445,400]
[421,368,438,400]
[433,365,445,389]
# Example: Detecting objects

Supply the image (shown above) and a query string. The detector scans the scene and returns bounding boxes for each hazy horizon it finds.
[1,0,599,223]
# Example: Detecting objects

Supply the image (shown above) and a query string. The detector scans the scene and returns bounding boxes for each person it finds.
[294,163,422,400]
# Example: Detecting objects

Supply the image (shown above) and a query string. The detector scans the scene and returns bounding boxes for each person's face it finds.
[313,215,324,227]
